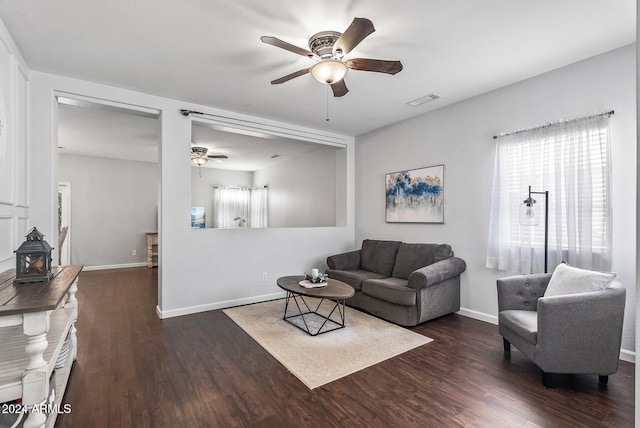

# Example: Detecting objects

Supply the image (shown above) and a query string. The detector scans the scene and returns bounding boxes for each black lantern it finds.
[14,227,54,283]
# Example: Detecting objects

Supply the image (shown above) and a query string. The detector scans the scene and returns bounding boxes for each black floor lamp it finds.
[519,185,549,273]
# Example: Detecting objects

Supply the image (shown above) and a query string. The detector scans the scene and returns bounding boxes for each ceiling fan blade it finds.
[270,68,311,84]
[346,58,403,75]
[331,79,349,97]
[261,36,315,58]
[334,18,375,55]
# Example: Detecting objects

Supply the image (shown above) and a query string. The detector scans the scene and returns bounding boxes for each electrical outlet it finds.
[132,250,137,256]
[261,272,268,282]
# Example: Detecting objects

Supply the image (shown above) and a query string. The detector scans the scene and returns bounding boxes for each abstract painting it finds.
[385,165,444,223]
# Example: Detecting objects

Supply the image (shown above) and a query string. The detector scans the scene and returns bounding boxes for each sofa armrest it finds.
[327,250,361,271]
[407,257,466,290]
[537,282,626,371]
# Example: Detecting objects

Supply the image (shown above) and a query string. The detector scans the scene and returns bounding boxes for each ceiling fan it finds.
[191,146,228,166]
[261,17,402,97]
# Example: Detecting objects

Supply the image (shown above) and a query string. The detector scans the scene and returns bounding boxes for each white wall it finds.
[635,11,639,423]
[58,153,158,268]
[253,147,338,227]
[355,45,637,358]
[27,71,356,319]
[0,20,29,272]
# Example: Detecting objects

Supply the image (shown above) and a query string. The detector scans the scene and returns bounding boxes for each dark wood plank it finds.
[55,267,634,427]
[0,269,15,287]
[277,275,355,299]
[0,265,83,315]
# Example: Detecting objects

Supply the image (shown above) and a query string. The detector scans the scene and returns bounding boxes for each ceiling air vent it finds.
[406,93,442,107]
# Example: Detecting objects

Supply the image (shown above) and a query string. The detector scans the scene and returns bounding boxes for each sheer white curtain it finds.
[250,186,268,228]
[213,187,251,228]
[486,115,612,274]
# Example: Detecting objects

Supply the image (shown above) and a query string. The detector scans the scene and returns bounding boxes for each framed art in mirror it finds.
[191,206,206,228]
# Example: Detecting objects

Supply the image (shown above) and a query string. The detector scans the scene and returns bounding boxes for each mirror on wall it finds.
[190,120,346,229]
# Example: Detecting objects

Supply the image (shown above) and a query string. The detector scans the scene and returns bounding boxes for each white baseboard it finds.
[457,306,634,364]
[619,349,635,363]
[156,291,286,319]
[82,262,148,271]
[457,307,498,325]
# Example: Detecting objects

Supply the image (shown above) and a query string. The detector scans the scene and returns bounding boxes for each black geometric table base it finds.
[283,291,347,336]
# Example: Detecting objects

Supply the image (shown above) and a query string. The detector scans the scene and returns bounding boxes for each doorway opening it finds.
[56,94,160,269]
[57,182,71,265]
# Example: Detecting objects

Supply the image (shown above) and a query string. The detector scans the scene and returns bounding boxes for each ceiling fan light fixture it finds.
[310,59,348,84]
[192,156,208,166]
[191,146,209,166]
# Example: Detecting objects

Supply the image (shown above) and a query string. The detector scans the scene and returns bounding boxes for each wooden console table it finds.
[146,232,158,268]
[0,265,82,428]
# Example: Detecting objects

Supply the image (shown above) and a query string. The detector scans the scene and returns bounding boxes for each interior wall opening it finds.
[189,118,347,228]
[55,95,161,269]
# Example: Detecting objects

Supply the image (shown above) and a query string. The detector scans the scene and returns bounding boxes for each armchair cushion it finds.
[499,310,538,345]
[391,243,452,279]
[545,262,616,297]
[360,239,401,276]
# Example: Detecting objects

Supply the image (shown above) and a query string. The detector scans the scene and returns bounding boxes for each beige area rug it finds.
[223,298,432,389]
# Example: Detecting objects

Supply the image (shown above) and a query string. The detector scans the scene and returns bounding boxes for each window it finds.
[213,186,268,228]
[486,114,612,274]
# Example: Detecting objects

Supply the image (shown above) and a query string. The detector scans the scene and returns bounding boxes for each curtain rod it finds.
[213,185,268,189]
[493,110,614,140]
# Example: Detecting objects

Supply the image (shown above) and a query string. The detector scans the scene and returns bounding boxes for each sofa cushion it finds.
[392,243,452,279]
[499,310,538,345]
[360,239,401,276]
[362,277,416,306]
[327,269,388,291]
[544,262,617,297]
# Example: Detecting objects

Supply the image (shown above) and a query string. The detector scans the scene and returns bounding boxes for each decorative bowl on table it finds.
[299,272,329,288]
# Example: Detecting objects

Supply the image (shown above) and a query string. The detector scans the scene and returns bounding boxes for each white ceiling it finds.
[0,1,635,162]
[191,122,340,171]
[57,102,160,163]
[57,100,338,170]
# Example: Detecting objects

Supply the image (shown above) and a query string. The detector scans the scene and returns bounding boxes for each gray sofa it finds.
[326,239,466,326]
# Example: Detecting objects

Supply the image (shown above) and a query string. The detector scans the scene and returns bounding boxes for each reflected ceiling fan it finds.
[191,146,228,166]
[261,17,402,97]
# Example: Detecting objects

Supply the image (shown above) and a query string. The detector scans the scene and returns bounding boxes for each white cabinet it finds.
[0,265,82,428]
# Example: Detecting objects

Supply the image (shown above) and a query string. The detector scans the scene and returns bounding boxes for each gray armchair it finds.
[497,273,626,388]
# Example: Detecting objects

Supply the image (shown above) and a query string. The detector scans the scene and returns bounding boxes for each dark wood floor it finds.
[55,267,634,427]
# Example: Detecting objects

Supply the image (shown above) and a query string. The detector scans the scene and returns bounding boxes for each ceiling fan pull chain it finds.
[326,85,330,122]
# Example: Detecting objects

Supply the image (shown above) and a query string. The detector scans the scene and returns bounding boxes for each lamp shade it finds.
[310,59,348,84]
[192,156,208,166]
[519,197,540,226]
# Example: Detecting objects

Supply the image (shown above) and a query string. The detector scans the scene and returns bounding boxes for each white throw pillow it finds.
[544,262,616,297]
